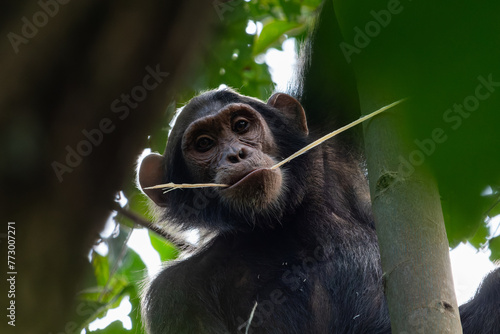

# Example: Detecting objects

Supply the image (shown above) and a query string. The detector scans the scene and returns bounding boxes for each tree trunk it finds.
[0,1,219,333]
[359,81,462,333]
[333,0,464,329]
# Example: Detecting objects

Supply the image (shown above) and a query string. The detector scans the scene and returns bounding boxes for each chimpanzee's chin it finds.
[221,168,282,212]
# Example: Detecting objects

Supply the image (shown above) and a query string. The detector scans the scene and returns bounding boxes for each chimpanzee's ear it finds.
[267,93,308,135]
[138,153,167,207]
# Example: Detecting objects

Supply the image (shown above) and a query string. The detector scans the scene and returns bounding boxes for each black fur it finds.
[460,268,500,333]
[142,89,500,334]
[142,88,391,333]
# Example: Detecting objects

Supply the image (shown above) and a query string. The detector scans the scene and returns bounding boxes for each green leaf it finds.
[71,300,106,331]
[489,236,500,261]
[279,0,301,21]
[91,320,127,333]
[106,280,131,309]
[127,285,146,334]
[253,20,302,55]
[336,0,500,254]
[149,230,179,262]
[117,248,147,283]
[92,253,110,287]
[75,283,132,331]
[488,196,500,217]
[469,222,490,249]
[302,0,322,7]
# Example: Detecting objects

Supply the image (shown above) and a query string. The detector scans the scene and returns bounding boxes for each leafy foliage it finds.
[335,0,500,256]
[253,20,303,55]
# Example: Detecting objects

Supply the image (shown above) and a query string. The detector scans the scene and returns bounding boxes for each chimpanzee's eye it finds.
[195,136,214,152]
[233,119,249,133]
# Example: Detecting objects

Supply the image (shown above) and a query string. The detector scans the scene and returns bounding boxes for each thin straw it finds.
[143,183,229,190]
[270,98,407,170]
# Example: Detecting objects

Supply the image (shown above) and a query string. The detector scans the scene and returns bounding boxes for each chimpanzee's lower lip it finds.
[226,168,270,189]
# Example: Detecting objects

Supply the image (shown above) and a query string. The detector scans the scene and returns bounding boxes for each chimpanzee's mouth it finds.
[226,168,270,189]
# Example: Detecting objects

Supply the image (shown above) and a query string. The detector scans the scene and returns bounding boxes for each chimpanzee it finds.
[138,88,500,333]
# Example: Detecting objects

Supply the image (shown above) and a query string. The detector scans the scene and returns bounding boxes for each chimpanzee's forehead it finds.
[176,90,247,128]
[188,99,227,118]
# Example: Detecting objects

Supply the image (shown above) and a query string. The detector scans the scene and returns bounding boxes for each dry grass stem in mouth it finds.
[143,183,230,192]
[143,98,407,191]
